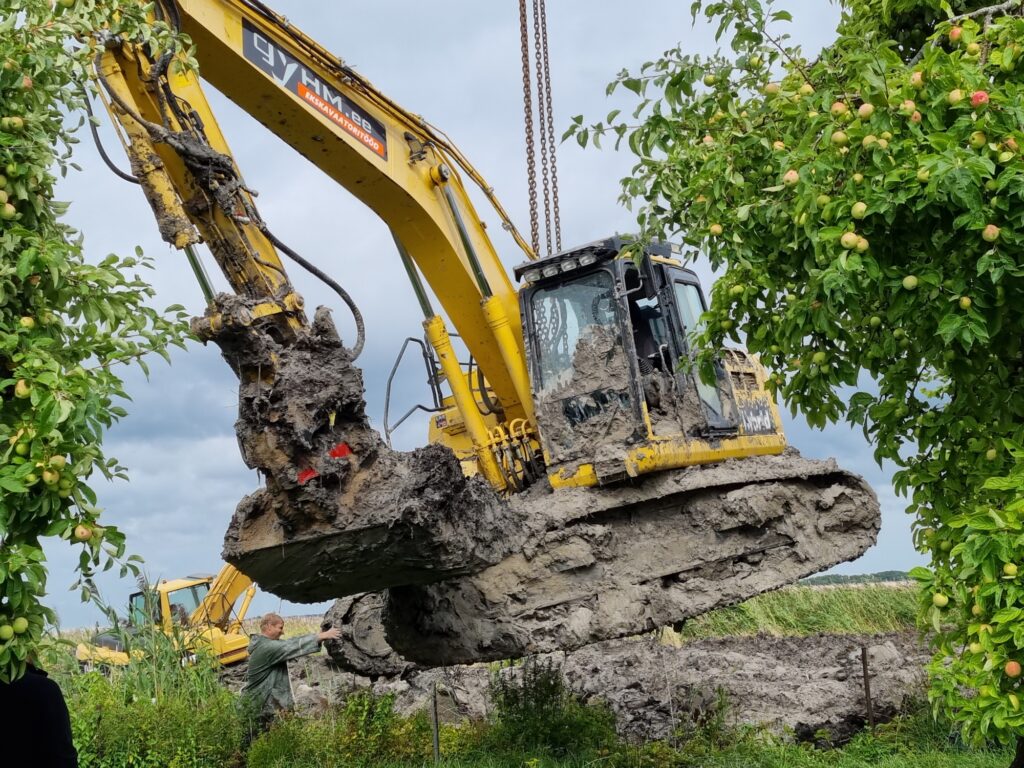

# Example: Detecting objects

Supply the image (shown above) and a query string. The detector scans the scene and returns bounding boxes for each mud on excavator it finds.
[88,0,880,671]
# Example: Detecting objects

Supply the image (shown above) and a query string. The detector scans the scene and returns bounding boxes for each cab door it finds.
[654,264,739,432]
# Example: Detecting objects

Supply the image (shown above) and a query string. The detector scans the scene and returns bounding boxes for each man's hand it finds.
[316,627,342,643]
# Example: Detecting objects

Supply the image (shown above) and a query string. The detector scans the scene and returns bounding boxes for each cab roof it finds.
[513,236,675,282]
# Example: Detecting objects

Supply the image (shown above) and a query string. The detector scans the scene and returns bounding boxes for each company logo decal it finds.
[242,19,387,159]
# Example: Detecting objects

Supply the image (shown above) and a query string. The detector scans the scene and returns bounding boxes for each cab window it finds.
[167,583,211,624]
[673,281,706,342]
[529,270,619,393]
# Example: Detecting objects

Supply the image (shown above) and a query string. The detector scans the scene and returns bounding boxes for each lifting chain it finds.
[518,0,561,257]
[538,0,561,254]
[518,0,539,256]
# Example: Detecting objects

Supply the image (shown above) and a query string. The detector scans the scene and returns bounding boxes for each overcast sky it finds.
[45,1,922,630]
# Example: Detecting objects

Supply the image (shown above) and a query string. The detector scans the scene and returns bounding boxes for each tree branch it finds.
[948,0,1024,24]
[909,1,1024,65]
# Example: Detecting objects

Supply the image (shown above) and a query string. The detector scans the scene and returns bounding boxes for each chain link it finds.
[531,0,552,257]
[538,0,561,252]
[518,0,540,256]
[520,0,561,258]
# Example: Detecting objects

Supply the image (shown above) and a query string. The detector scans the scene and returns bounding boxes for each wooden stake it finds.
[861,645,876,733]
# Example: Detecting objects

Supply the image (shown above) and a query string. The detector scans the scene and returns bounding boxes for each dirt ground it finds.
[221,629,929,744]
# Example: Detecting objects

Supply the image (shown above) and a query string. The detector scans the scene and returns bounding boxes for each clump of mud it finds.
[205,295,518,600]
[534,324,638,466]
[382,454,880,666]
[321,593,416,679]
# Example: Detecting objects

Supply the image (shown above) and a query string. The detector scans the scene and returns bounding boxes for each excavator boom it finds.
[93,0,880,669]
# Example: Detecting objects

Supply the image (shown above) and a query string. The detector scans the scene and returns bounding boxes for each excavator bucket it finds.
[212,296,880,670]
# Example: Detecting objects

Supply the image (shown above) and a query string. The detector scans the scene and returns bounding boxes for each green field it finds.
[665,583,918,643]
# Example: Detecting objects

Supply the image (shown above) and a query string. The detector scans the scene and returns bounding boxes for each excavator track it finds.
[324,456,878,672]
[381,454,878,665]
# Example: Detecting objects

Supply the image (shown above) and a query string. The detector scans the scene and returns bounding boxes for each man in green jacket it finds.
[242,612,341,730]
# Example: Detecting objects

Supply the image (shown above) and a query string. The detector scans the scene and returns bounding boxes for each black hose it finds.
[259,226,365,361]
[82,88,139,185]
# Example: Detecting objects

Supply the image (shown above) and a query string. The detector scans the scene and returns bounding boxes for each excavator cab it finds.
[516,237,773,485]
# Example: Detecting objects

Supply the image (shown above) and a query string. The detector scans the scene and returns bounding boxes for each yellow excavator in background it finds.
[76,564,256,667]
[81,0,880,667]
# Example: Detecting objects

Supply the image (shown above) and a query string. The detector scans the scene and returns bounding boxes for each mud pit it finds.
[206,296,880,667]
[221,629,929,745]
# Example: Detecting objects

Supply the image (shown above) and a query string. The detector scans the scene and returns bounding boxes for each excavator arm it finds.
[192,563,256,633]
[97,0,538,491]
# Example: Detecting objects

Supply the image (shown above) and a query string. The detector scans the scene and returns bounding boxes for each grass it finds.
[662,584,918,644]
[240,705,1015,768]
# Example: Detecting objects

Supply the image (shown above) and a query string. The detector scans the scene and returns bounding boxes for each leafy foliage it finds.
[246,691,432,768]
[567,0,1024,747]
[0,0,190,682]
[485,657,618,757]
[38,640,245,768]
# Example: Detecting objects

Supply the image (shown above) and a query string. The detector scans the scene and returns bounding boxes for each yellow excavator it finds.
[76,564,256,667]
[87,0,879,668]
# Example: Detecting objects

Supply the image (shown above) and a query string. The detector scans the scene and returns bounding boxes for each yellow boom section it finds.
[98,0,542,489]
[192,564,256,633]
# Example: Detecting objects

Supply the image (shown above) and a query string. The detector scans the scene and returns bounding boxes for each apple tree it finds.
[0,0,191,682]
[567,0,1024,755]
